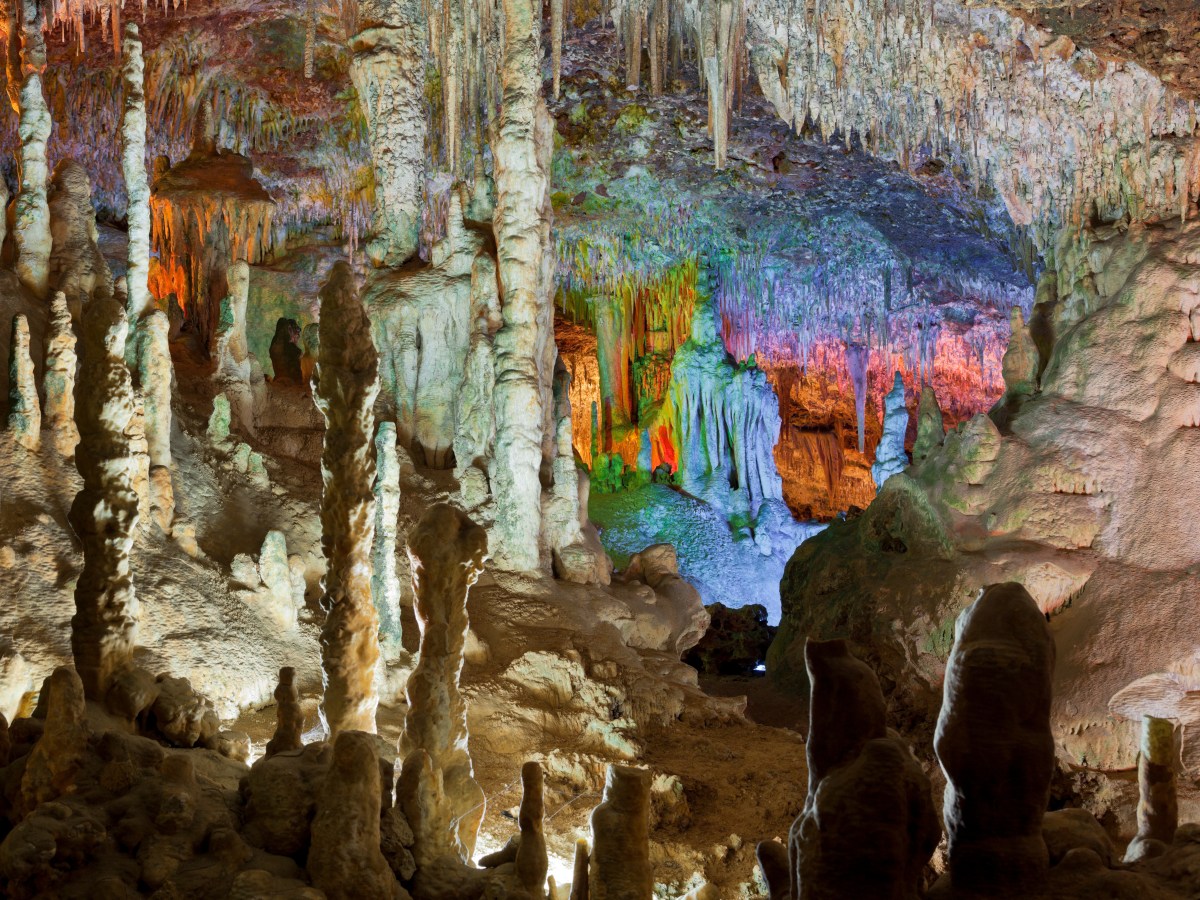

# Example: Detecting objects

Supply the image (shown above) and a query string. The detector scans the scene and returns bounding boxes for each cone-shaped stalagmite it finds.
[7,314,39,450]
[43,292,78,456]
[121,23,152,323]
[490,0,554,572]
[70,296,141,700]
[589,765,652,900]
[13,0,50,298]
[371,421,403,660]
[315,261,381,736]
[912,384,944,465]
[350,0,426,267]
[516,761,548,896]
[397,504,488,864]
[1125,715,1178,862]
[871,371,908,488]
[935,582,1055,896]
[264,666,303,759]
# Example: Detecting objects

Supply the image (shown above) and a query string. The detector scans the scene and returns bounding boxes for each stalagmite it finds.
[43,292,78,456]
[264,666,303,758]
[47,159,113,316]
[18,666,86,817]
[1125,716,1178,862]
[135,311,174,470]
[935,583,1055,896]
[791,639,938,899]
[570,839,590,900]
[490,0,554,572]
[870,371,908,488]
[213,259,256,436]
[371,421,403,661]
[309,731,406,900]
[315,261,381,736]
[121,23,152,323]
[589,765,652,900]
[7,314,39,450]
[397,504,488,863]
[516,760,549,896]
[70,295,141,701]
[349,0,426,267]
[1000,306,1039,401]
[13,0,50,299]
[912,384,944,466]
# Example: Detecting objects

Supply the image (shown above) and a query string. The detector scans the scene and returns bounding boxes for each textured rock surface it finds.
[121,23,152,322]
[69,295,141,700]
[398,504,488,864]
[935,583,1055,895]
[315,261,382,736]
[7,313,39,450]
[47,159,112,317]
[12,0,50,299]
[371,421,403,660]
[870,371,909,488]
[42,292,78,456]
[135,310,174,470]
[589,764,652,900]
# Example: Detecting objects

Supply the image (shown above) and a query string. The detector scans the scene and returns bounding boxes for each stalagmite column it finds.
[13,0,50,298]
[47,159,114,316]
[350,0,426,267]
[18,666,86,817]
[516,760,549,896]
[491,0,553,572]
[912,384,944,466]
[935,583,1055,896]
[121,23,152,323]
[309,731,405,900]
[70,295,141,700]
[1000,306,1039,401]
[43,292,79,456]
[397,503,488,862]
[870,371,908,488]
[7,314,39,450]
[136,311,174,470]
[700,0,736,169]
[589,765,652,900]
[315,261,382,736]
[264,666,304,758]
[570,839,590,900]
[371,421,403,661]
[213,259,255,436]
[1125,716,1178,862]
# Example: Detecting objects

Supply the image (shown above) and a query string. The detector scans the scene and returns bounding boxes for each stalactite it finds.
[315,261,382,736]
[70,295,140,701]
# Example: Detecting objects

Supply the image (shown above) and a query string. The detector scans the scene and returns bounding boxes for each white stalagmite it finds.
[490,0,553,572]
[7,313,39,450]
[350,0,426,267]
[213,259,256,436]
[871,371,909,488]
[13,0,51,298]
[121,23,152,323]
[70,295,141,700]
[43,292,79,456]
[315,261,382,736]
[135,310,174,470]
[371,420,403,661]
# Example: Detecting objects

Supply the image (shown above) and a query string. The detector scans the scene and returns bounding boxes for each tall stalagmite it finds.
[398,503,488,864]
[70,295,141,700]
[371,421,403,661]
[490,0,554,572]
[213,259,255,436]
[43,292,79,456]
[7,314,39,450]
[315,261,382,736]
[121,23,152,323]
[135,310,174,470]
[350,0,426,267]
[589,765,652,900]
[13,0,50,298]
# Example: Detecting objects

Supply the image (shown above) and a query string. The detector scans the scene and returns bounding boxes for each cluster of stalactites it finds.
[743,0,1200,251]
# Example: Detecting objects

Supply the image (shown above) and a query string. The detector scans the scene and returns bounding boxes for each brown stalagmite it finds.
[755,840,790,899]
[516,761,548,896]
[1125,715,1178,862]
[264,666,303,758]
[350,0,426,267]
[43,292,79,456]
[490,0,552,572]
[935,582,1055,896]
[13,0,50,298]
[589,765,652,900]
[7,313,39,450]
[18,666,86,816]
[397,503,488,863]
[315,260,381,736]
[121,23,152,323]
[570,838,590,900]
[309,730,406,900]
[69,294,141,700]
[912,383,944,466]
[136,310,174,470]
[47,159,114,317]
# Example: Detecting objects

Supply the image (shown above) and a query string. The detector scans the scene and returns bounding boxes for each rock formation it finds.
[935,583,1055,895]
[12,0,50,299]
[135,310,174,470]
[309,731,406,900]
[791,639,938,900]
[121,23,152,323]
[1126,716,1179,863]
[349,0,426,268]
[42,292,79,456]
[47,159,113,317]
[371,421,404,661]
[589,764,652,900]
[7,314,39,450]
[315,261,382,736]
[214,259,256,435]
[69,294,141,700]
[871,371,909,488]
[264,666,304,758]
[17,666,86,817]
[397,503,488,863]
[912,384,944,466]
